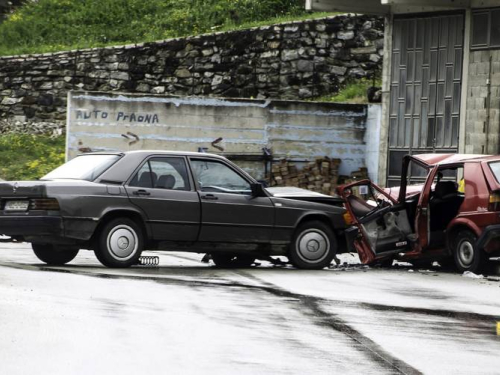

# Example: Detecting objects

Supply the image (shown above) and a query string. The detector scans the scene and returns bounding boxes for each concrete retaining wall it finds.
[68,91,381,182]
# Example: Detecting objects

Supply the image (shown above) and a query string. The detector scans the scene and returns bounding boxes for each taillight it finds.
[343,212,354,225]
[29,198,60,211]
[489,193,500,211]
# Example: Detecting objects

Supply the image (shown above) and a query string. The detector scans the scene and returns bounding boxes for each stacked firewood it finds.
[269,157,341,196]
[340,167,369,185]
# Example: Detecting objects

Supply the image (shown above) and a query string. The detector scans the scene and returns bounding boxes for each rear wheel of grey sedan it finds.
[289,221,337,270]
[95,218,144,268]
[453,230,486,274]
[32,244,79,265]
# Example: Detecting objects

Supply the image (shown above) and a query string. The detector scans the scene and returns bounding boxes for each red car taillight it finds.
[29,198,60,211]
[489,193,500,211]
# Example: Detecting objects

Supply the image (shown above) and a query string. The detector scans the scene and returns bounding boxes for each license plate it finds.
[4,200,29,212]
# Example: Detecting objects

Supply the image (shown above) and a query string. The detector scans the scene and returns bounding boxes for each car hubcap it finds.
[296,229,330,263]
[107,225,138,261]
[458,240,474,267]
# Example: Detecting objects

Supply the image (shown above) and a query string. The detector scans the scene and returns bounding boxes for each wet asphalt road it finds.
[0,243,499,375]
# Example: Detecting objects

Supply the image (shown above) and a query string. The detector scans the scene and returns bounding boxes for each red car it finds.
[338,154,500,273]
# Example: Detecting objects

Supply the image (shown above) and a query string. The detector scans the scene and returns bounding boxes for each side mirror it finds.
[251,183,266,197]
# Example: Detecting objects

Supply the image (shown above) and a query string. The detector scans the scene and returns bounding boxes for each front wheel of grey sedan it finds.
[289,221,337,270]
[95,218,144,268]
[32,243,79,265]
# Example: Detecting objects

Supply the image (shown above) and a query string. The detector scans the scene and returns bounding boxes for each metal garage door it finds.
[387,14,464,186]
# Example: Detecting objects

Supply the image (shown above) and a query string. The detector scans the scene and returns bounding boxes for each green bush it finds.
[0,134,65,181]
[313,79,382,104]
[0,0,309,55]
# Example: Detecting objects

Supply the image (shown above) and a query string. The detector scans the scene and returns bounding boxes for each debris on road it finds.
[486,276,500,282]
[329,262,369,271]
[135,256,160,267]
[462,271,484,279]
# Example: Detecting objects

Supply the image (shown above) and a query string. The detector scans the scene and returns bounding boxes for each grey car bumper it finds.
[0,216,63,237]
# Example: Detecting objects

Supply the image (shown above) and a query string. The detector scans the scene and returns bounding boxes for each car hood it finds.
[266,187,343,205]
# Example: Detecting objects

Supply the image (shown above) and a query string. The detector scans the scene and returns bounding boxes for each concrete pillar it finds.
[378,14,393,187]
[459,9,471,154]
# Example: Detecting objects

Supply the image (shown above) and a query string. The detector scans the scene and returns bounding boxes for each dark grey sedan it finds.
[0,151,347,269]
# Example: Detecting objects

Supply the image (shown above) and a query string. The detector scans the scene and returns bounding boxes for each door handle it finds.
[133,189,151,196]
[201,194,218,201]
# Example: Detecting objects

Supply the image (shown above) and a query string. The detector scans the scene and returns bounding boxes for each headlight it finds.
[343,212,354,226]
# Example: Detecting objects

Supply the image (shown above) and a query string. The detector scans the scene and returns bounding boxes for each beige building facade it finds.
[308,0,500,186]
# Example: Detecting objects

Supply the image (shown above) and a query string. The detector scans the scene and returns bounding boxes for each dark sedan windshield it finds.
[42,154,121,181]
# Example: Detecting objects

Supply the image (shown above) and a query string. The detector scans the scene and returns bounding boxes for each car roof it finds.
[411,153,500,166]
[87,149,255,184]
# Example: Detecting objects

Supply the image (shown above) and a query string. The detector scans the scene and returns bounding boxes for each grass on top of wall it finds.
[0,0,334,56]
[313,78,382,104]
[0,134,65,181]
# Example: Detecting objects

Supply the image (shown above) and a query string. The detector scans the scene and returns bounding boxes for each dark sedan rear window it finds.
[489,162,500,183]
[42,154,121,181]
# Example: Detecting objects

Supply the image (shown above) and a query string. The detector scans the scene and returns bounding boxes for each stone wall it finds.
[0,0,8,18]
[0,14,384,130]
[0,0,26,20]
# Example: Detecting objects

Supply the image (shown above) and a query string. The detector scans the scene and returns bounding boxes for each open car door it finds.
[339,180,414,264]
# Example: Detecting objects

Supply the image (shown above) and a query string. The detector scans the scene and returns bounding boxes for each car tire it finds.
[289,220,337,270]
[95,218,143,268]
[211,253,255,268]
[453,230,486,274]
[32,243,79,265]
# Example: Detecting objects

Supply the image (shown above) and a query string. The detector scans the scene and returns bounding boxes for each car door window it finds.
[489,162,500,183]
[428,166,464,235]
[191,159,251,195]
[129,163,154,188]
[129,157,190,191]
[150,158,190,191]
[344,183,387,218]
[344,182,412,254]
